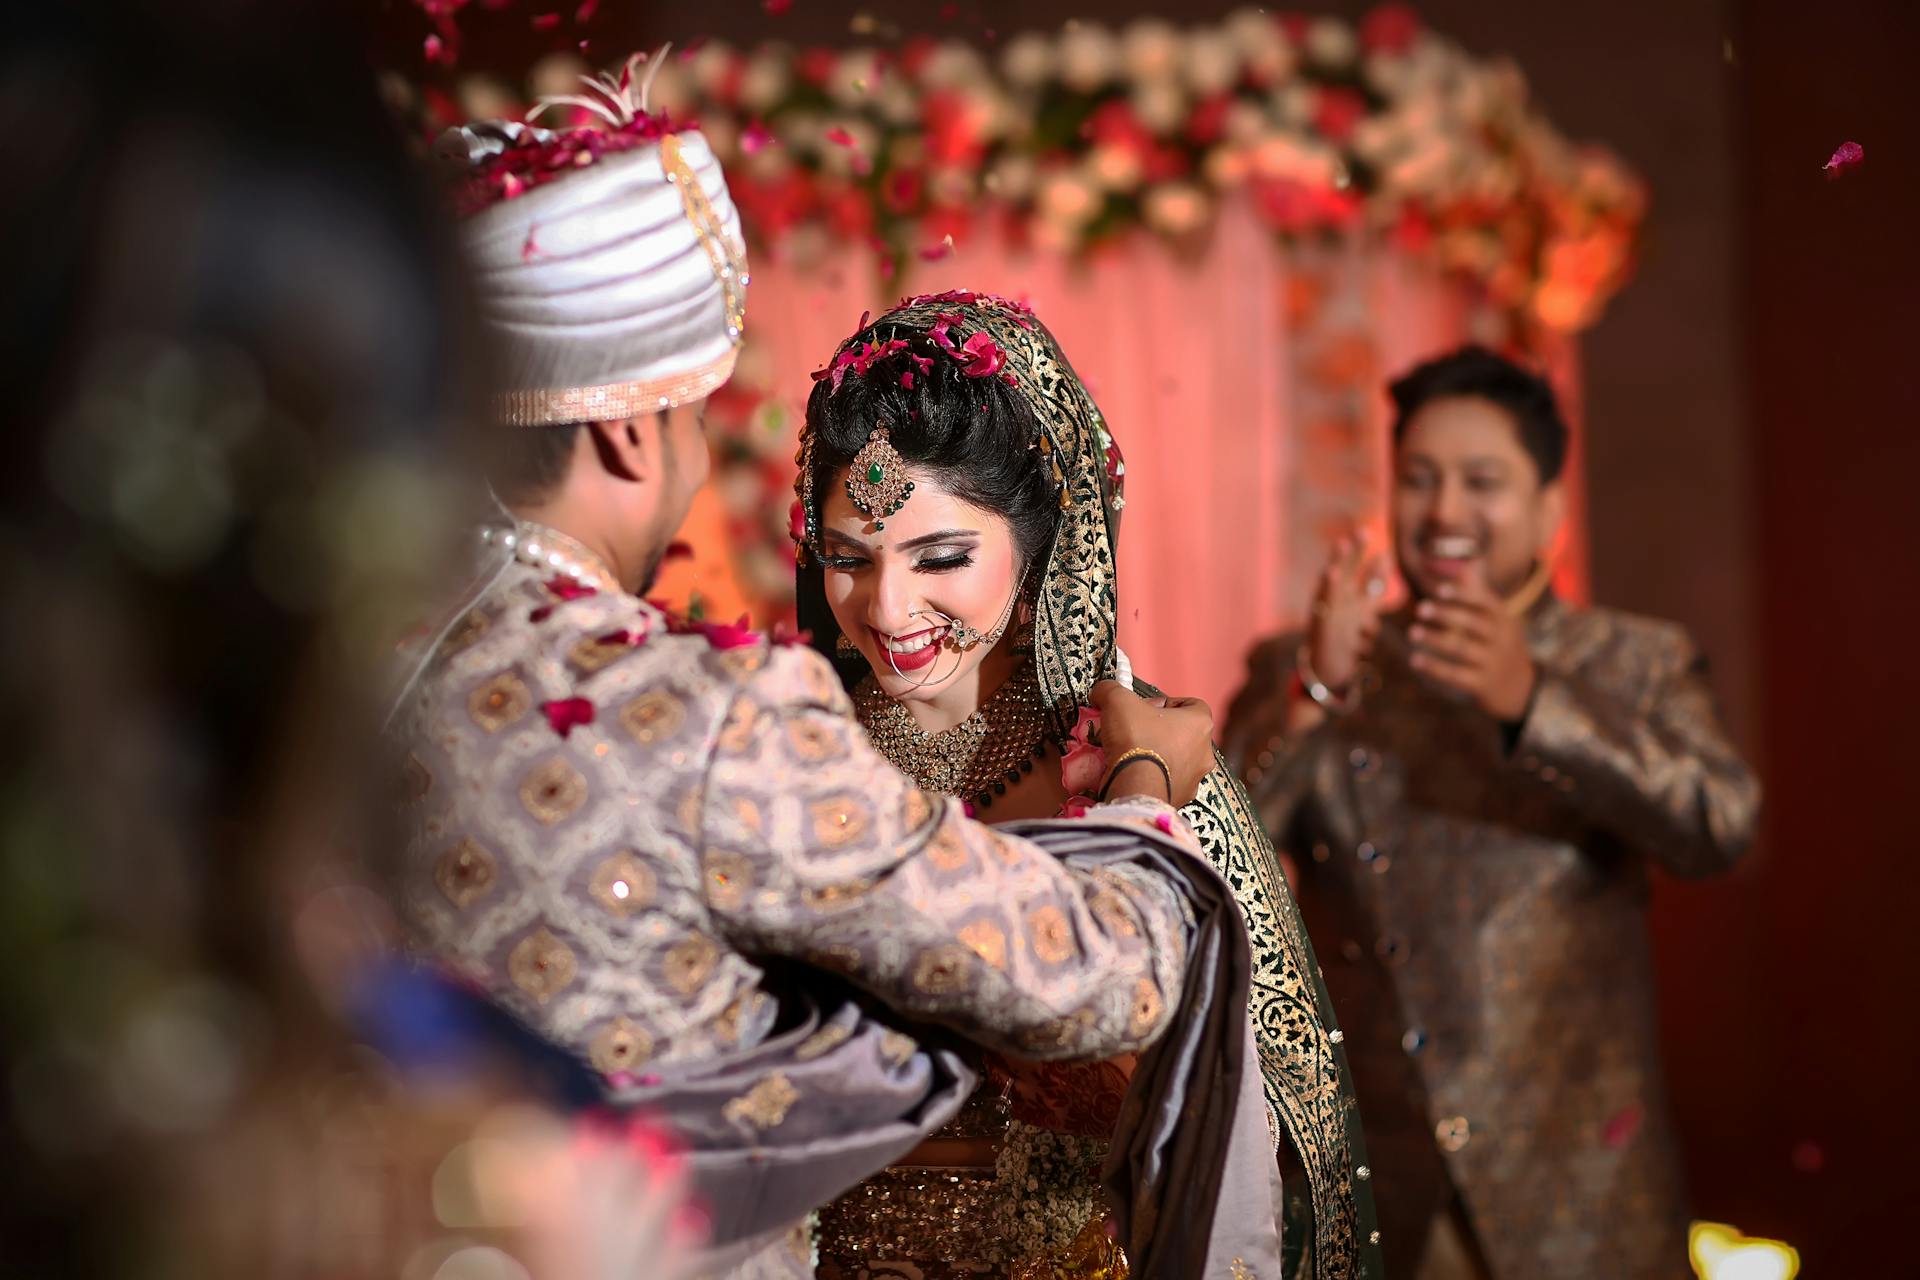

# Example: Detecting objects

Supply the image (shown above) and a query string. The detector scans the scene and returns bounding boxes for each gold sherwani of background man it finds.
[1227,597,1759,1278]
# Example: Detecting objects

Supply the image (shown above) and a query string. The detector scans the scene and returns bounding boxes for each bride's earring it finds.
[835,633,859,658]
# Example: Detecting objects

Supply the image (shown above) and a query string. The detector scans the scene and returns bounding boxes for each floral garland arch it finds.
[399,6,1645,618]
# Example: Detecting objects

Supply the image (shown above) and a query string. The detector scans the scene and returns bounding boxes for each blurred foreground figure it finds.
[0,4,701,1277]
[1226,347,1760,1279]
[390,56,1265,1279]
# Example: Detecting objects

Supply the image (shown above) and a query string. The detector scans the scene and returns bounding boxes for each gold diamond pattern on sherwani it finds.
[519,758,588,824]
[568,633,630,675]
[435,837,498,909]
[589,1017,653,1074]
[508,928,577,1003]
[663,934,719,994]
[809,796,870,847]
[619,690,686,745]
[468,672,531,732]
[958,919,1008,970]
[911,944,971,995]
[1027,905,1075,965]
[589,850,654,917]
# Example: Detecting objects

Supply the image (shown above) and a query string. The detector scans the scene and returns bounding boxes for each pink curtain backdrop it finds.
[699,201,1587,713]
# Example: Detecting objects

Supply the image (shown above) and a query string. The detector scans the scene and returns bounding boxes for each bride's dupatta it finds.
[796,294,1384,1280]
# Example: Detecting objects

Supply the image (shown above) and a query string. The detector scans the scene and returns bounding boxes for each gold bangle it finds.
[1097,747,1173,803]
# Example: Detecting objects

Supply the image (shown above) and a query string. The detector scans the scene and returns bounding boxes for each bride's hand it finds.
[1090,680,1214,806]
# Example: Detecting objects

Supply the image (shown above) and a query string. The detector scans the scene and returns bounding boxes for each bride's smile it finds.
[817,470,1029,731]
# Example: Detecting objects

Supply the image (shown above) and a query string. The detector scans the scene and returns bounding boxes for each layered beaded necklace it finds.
[854,664,1056,812]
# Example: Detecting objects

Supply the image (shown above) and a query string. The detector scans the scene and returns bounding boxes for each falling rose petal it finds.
[1602,1103,1644,1149]
[900,370,915,389]
[771,620,813,647]
[500,172,526,199]
[825,126,858,149]
[596,628,641,647]
[1155,813,1175,834]
[575,0,598,19]
[521,227,541,261]
[529,605,554,623]
[919,233,956,262]
[545,576,598,601]
[542,696,597,738]
[423,33,448,64]
[763,0,792,13]
[663,540,694,562]
[531,12,561,31]
[1822,140,1864,177]
[740,120,775,155]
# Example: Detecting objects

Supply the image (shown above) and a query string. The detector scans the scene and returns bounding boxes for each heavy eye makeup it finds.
[820,532,979,574]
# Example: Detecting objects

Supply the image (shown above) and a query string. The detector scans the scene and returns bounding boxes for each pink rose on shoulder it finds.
[1059,706,1107,812]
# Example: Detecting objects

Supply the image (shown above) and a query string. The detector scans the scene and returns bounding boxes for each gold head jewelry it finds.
[845,425,914,531]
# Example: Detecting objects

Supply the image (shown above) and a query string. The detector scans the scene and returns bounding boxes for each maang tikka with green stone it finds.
[845,424,914,531]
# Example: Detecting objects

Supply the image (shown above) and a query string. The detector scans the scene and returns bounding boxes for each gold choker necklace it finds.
[854,666,1054,812]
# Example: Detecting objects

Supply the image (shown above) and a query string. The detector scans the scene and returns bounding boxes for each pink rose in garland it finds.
[1059,706,1107,816]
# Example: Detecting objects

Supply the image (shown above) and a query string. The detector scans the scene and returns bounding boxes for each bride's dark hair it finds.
[802,324,1060,574]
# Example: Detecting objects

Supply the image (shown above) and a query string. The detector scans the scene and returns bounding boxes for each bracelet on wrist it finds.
[1294,646,1359,715]
[1097,747,1173,803]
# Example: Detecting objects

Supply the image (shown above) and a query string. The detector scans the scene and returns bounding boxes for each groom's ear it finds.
[586,414,660,485]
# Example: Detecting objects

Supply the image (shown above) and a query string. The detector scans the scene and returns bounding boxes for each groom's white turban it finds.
[437,64,747,427]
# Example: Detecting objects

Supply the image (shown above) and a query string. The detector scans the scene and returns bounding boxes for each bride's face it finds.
[817,467,1025,706]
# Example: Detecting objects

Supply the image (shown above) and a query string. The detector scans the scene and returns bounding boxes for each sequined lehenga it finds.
[794,295,1385,1280]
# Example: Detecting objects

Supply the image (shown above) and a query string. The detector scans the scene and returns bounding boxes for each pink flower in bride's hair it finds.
[950,331,1006,379]
[542,697,596,738]
[1823,140,1864,177]
[1060,706,1107,797]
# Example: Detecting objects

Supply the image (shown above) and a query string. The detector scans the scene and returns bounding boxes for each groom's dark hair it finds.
[804,323,1060,575]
